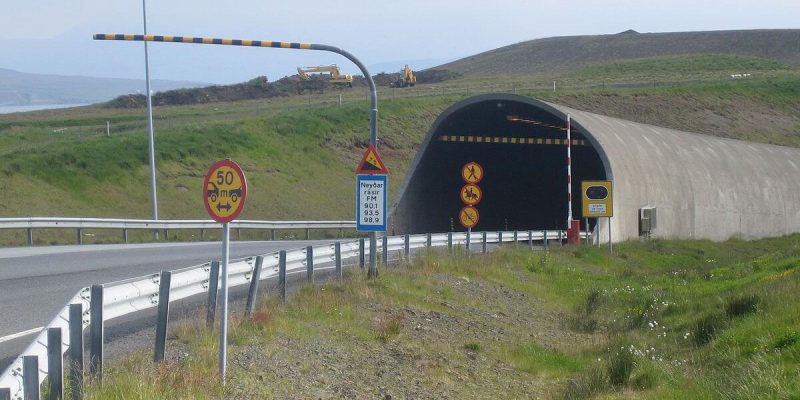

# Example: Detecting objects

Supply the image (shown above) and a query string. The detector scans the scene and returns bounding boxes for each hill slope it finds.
[438,29,800,76]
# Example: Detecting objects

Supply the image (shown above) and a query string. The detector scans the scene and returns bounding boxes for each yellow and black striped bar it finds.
[93,33,316,50]
[439,135,589,146]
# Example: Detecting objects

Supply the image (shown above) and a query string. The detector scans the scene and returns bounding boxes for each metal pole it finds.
[89,285,103,380]
[69,304,84,400]
[142,0,159,233]
[608,217,613,254]
[245,256,264,319]
[48,327,63,400]
[566,114,573,228]
[219,222,230,383]
[466,228,471,253]
[154,271,171,363]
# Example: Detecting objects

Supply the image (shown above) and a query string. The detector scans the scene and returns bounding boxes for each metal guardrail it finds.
[0,229,566,399]
[0,218,357,245]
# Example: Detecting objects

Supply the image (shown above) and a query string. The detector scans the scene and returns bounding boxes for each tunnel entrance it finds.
[392,94,609,234]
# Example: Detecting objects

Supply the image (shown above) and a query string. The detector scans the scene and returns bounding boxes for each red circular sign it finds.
[462,162,484,184]
[203,159,248,223]
[459,206,480,229]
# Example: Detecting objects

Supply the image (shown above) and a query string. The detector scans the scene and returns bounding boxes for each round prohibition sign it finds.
[459,206,480,229]
[203,159,248,223]
[460,183,483,206]
[461,162,484,184]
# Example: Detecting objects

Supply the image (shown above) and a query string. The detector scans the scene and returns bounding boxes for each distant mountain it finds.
[437,29,800,76]
[0,68,207,106]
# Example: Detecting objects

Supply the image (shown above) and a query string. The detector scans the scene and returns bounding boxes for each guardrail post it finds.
[513,231,518,243]
[544,230,549,250]
[447,232,453,251]
[163,229,169,241]
[305,229,310,240]
[358,238,365,269]
[528,231,533,249]
[558,230,563,247]
[89,284,103,380]
[306,246,314,283]
[246,256,264,319]
[23,355,39,400]
[48,328,64,400]
[279,250,287,303]
[382,235,388,266]
[482,232,487,253]
[498,231,503,246]
[69,304,84,400]
[206,261,220,328]
[271,229,276,241]
[122,228,128,244]
[154,271,171,363]
[200,228,205,241]
[237,228,241,241]
[404,234,410,260]
[77,228,82,245]
[339,228,343,238]
[426,233,432,248]
[27,228,33,246]
[335,242,342,280]
[0,387,10,400]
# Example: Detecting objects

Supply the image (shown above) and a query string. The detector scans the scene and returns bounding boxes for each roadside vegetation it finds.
[82,235,800,399]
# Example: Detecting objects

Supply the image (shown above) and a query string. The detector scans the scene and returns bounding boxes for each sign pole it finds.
[608,217,612,254]
[219,222,230,382]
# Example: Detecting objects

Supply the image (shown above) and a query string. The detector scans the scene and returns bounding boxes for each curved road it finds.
[0,240,332,370]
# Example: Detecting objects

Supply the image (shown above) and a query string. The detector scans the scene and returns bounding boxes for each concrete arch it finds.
[391,94,800,241]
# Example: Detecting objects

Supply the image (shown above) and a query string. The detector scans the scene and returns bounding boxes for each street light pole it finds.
[142,0,159,234]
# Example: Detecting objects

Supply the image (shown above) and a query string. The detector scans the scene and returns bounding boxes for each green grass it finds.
[81,235,800,398]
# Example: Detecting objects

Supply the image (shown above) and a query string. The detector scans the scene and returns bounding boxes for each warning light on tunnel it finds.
[581,180,613,218]
[585,186,608,200]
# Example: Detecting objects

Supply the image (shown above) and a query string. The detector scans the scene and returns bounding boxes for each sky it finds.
[1,0,798,85]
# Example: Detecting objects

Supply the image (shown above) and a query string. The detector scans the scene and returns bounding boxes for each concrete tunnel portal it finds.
[392,94,609,234]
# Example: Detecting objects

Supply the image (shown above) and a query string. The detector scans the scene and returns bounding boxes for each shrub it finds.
[569,288,603,333]
[725,294,760,318]
[564,366,608,399]
[374,313,404,343]
[693,313,727,346]
[608,347,637,387]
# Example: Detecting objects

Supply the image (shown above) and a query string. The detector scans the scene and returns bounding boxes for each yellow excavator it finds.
[296,65,353,87]
[390,64,416,88]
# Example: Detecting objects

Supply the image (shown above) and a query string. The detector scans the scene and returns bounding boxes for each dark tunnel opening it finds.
[394,97,608,234]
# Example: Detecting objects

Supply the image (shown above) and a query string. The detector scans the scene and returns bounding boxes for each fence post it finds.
[89,284,103,380]
[48,328,63,400]
[27,228,33,246]
[544,230,549,250]
[358,238,365,269]
[306,246,314,283]
[154,271,171,363]
[205,261,220,328]
[382,235,388,266]
[0,388,10,400]
[482,231,487,253]
[426,233,432,248]
[279,250,287,303]
[69,304,84,400]
[404,234,410,260]
[23,356,39,400]
[245,256,264,319]
[335,242,342,280]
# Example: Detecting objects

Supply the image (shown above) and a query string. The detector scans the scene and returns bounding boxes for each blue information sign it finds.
[356,174,388,232]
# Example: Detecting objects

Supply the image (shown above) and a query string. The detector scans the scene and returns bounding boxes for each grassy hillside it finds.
[0,51,799,245]
[82,236,800,399]
[438,29,800,76]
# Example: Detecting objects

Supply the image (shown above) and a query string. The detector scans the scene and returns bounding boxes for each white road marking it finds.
[0,327,42,343]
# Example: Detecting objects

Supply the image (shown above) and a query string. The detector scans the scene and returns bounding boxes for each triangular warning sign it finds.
[356,144,389,175]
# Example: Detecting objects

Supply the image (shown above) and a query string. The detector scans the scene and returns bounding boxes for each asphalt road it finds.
[0,240,333,371]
